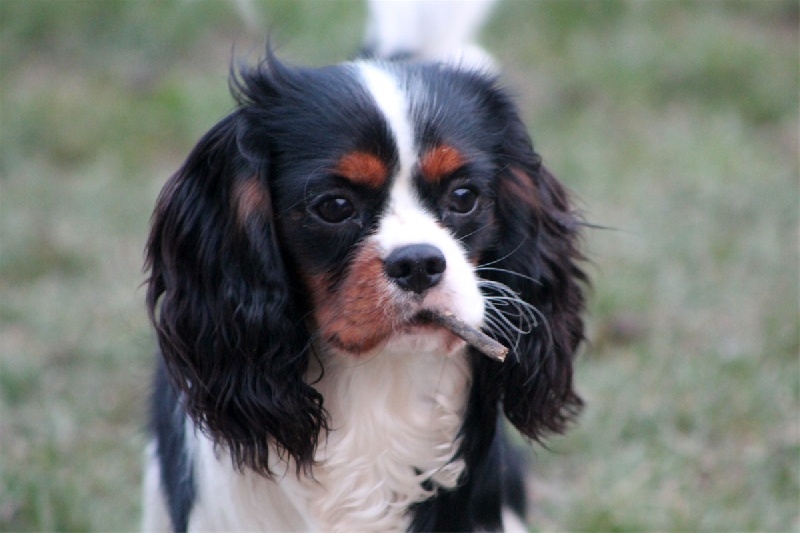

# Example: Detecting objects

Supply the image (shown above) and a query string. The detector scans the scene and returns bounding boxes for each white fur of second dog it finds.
[230,0,498,71]
[364,0,498,71]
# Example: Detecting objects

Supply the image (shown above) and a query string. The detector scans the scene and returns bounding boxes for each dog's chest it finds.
[304,349,472,531]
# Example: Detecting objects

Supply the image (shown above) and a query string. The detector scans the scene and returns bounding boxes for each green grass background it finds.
[1,0,797,530]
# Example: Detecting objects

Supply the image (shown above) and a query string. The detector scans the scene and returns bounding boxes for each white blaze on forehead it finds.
[356,64,436,252]
[356,62,416,179]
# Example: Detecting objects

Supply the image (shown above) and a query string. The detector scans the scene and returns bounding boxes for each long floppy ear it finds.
[144,108,325,477]
[482,109,587,442]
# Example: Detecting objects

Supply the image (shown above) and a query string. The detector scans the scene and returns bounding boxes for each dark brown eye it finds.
[314,196,355,223]
[448,187,478,214]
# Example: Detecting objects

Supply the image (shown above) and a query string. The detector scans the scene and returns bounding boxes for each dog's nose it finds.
[384,244,446,294]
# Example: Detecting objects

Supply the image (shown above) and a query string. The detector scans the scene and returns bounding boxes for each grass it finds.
[1,0,797,530]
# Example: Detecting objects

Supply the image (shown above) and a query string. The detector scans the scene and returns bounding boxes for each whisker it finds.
[481,284,540,324]
[483,297,531,353]
[456,221,493,242]
[277,165,329,217]
[475,266,542,286]
[478,276,556,367]
[481,312,521,360]
[484,297,538,329]
[476,238,528,269]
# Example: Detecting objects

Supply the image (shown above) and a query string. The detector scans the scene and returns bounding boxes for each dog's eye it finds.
[447,187,478,214]
[314,196,355,223]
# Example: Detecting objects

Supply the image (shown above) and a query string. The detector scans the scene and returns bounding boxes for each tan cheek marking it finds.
[233,177,270,226]
[336,151,388,188]
[306,245,397,355]
[420,145,465,183]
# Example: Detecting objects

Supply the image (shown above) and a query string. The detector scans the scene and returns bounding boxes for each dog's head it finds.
[145,52,586,475]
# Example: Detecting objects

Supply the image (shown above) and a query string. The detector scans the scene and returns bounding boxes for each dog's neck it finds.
[306,345,472,531]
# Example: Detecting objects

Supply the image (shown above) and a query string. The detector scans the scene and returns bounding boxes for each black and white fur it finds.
[142,2,586,531]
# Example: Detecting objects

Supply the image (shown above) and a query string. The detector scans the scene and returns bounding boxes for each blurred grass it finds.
[0,0,797,531]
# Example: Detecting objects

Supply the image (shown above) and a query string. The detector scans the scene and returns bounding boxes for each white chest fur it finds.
[187,347,471,532]
[307,347,471,531]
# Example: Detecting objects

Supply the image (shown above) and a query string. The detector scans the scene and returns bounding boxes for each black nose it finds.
[384,244,447,294]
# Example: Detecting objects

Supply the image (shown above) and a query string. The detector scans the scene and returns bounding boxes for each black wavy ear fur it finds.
[481,101,587,442]
[145,60,326,476]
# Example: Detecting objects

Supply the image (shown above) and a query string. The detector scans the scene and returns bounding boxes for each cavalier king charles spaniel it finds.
[142,2,587,531]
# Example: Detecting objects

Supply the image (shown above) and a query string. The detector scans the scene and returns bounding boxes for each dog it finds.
[141,1,587,530]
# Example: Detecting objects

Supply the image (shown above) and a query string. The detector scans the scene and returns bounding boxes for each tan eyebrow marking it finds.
[420,145,465,183]
[335,151,389,188]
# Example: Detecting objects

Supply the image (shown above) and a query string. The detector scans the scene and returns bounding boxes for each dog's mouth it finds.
[405,309,508,362]
[402,308,457,332]
[406,310,440,328]
[393,312,442,337]
[368,309,465,356]
[394,308,464,341]
[323,307,505,361]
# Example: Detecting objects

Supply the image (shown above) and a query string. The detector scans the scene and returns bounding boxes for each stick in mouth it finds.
[419,310,508,363]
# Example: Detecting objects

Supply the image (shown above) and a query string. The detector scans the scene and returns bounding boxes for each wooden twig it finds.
[421,310,508,363]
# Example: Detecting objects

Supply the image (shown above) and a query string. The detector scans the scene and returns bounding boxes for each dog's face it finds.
[147,55,586,475]
[250,63,503,357]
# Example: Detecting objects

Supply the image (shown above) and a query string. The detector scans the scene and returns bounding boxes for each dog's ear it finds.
[145,106,325,477]
[480,109,587,442]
